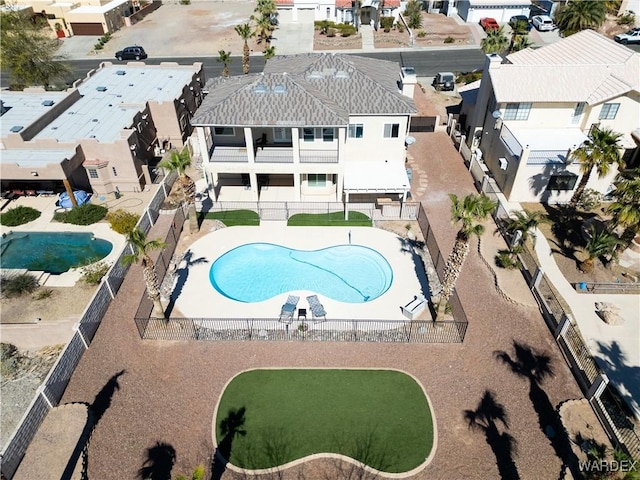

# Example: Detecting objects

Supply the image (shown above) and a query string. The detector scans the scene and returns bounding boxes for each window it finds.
[88,168,99,179]
[348,124,364,138]
[112,167,118,177]
[383,123,400,138]
[214,127,235,136]
[308,174,326,187]
[599,103,620,120]
[322,128,334,142]
[303,127,315,142]
[547,173,578,191]
[273,127,291,143]
[503,103,532,121]
[571,102,585,125]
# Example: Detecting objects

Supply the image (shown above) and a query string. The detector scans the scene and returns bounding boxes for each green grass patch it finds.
[215,369,433,472]
[203,210,259,226]
[287,211,372,226]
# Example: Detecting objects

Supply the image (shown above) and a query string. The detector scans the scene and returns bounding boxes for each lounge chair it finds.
[306,295,326,322]
[279,295,299,323]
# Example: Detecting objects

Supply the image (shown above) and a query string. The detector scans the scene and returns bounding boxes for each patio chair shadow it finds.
[495,341,581,479]
[165,249,208,317]
[137,441,176,480]
[464,389,520,480]
[211,406,247,480]
[396,236,431,307]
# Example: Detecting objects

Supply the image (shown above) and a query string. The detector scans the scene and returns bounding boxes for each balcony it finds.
[300,149,339,164]
[254,147,294,163]
[209,146,248,163]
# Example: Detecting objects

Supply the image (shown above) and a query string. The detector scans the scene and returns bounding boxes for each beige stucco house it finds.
[191,53,417,205]
[460,30,640,203]
[1,62,204,196]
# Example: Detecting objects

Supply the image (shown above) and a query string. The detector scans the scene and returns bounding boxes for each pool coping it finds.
[211,366,438,478]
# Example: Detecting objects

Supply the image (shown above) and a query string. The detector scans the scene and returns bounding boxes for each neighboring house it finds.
[439,0,531,23]
[460,29,640,203]
[191,53,417,204]
[1,62,204,195]
[275,0,402,28]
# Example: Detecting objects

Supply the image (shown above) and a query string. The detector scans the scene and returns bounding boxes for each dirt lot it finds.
[375,13,473,48]
[314,30,362,50]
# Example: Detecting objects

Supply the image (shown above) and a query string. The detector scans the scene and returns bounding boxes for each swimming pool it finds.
[0,232,113,274]
[209,243,393,303]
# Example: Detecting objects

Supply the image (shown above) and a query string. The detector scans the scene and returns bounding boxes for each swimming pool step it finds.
[31,271,51,285]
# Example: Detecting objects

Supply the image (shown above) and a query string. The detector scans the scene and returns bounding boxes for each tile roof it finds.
[491,30,640,105]
[275,0,294,5]
[193,53,416,127]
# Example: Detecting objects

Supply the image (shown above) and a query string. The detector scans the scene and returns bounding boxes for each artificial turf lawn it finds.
[215,369,433,472]
[203,210,260,226]
[287,211,372,226]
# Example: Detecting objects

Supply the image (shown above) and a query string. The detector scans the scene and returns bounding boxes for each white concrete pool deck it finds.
[170,225,428,323]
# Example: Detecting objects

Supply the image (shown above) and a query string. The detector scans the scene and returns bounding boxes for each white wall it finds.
[343,115,408,163]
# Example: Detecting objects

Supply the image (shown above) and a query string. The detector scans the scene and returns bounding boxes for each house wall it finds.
[584,93,640,134]
[343,115,408,162]
[457,1,530,23]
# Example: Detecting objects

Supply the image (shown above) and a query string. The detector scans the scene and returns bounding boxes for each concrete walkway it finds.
[271,18,314,55]
[359,25,374,50]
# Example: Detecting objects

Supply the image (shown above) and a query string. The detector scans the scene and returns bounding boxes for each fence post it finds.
[530,267,544,289]
[38,385,54,409]
[146,209,155,227]
[587,373,609,401]
[73,323,89,349]
[555,314,572,339]
[104,277,115,299]
[458,135,466,152]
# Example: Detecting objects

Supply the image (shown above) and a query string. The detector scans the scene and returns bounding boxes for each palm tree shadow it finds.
[594,340,640,419]
[165,249,208,317]
[137,441,176,480]
[495,341,582,479]
[464,390,520,480]
[396,236,431,302]
[90,369,126,426]
[211,406,247,480]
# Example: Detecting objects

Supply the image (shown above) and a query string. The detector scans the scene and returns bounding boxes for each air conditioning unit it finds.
[498,157,508,170]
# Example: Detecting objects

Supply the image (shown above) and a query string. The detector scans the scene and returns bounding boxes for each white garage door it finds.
[468,7,530,23]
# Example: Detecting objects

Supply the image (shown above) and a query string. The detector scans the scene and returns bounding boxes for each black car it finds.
[509,15,533,31]
[115,46,147,61]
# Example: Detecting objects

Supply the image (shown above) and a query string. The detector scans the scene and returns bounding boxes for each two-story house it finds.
[191,53,417,204]
[275,0,402,28]
[461,30,640,203]
[1,62,204,195]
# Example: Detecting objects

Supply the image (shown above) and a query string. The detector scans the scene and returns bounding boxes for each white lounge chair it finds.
[279,295,299,323]
[306,295,327,322]
[401,295,426,320]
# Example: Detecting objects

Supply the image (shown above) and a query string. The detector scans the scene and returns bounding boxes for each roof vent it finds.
[128,84,134,87]
[41,100,55,106]
[273,84,287,93]
[254,83,268,94]
[10,125,23,133]
[89,135,96,138]
[308,71,324,79]
[96,86,107,92]
[116,70,126,75]
[52,126,58,130]
[92,118,99,122]
[335,70,349,79]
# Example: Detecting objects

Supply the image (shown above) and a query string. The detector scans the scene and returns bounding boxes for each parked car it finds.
[479,17,500,31]
[509,15,532,31]
[531,15,555,31]
[115,46,147,61]
[614,27,640,45]
[432,72,455,92]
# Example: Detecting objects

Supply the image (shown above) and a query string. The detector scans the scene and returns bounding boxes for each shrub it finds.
[315,20,335,33]
[94,43,104,50]
[0,206,41,226]
[397,23,405,33]
[326,27,336,37]
[444,36,455,43]
[417,29,427,38]
[175,465,205,480]
[380,16,394,31]
[404,0,423,29]
[179,0,190,5]
[456,71,482,84]
[495,250,522,269]
[0,343,22,378]
[1,273,39,298]
[339,24,356,37]
[80,261,110,285]
[34,288,54,300]
[577,189,603,211]
[617,11,635,25]
[53,204,108,225]
[107,209,140,234]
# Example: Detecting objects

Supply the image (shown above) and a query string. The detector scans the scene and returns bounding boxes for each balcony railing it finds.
[526,150,568,165]
[254,147,294,163]
[209,146,248,163]
[499,123,523,158]
[300,149,339,164]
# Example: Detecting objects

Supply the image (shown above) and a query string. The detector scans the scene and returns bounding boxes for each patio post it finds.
[344,191,350,220]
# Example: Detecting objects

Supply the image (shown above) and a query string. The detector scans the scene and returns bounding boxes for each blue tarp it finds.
[57,190,90,208]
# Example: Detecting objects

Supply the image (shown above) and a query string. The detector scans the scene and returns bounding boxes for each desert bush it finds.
[444,36,455,43]
[577,189,603,211]
[326,27,336,37]
[0,343,22,378]
[417,29,426,38]
[107,209,140,234]
[397,23,405,33]
[0,206,41,226]
[380,16,394,31]
[404,0,422,29]
[80,260,110,285]
[456,71,483,84]
[496,250,522,269]
[180,0,190,4]
[34,288,54,300]
[617,11,635,25]
[94,43,104,50]
[339,24,356,36]
[53,204,108,225]
[1,273,39,298]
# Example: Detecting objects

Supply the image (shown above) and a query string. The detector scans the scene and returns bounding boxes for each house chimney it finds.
[400,67,417,98]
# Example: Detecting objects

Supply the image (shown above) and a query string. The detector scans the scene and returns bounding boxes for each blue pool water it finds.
[0,232,112,274]
[209,243,393,303]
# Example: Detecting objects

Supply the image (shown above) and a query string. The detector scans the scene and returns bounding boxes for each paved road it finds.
[0,50,486,88]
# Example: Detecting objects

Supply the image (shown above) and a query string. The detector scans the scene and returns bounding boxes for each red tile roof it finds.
[275,0,294,5]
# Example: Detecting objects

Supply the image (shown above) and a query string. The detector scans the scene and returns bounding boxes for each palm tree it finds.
[122,228,166,318]
[216,50,232,77]
[235,23,254,75]
[437,193,497,320]
[254,0,277,19]
[263,45,276,60]
[504,209,548,246]
[569,126,624,208]
[607,169,640,247]
[508,20,530,53]
[579,225,621,273]
[158,149,198,233]
[481,27,509,54]
[555,0,606,36]
[253,14,274,45]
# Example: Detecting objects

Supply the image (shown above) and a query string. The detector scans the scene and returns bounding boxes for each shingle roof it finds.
[192,53,416,127]
[491,30,640,105]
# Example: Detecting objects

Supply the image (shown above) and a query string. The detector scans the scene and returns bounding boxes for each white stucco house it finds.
[437,0,531,23]
[460,30,640,203]
[275,0,403,28]
[191,53,417,204]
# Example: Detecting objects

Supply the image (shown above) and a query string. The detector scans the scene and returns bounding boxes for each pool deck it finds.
[171,225,426,323]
